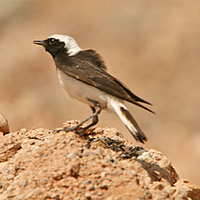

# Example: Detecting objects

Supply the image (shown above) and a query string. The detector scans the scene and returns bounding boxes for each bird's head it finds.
[33,34,82,57]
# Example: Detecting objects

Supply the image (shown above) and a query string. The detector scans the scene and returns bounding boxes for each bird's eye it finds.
[49,38,56,45]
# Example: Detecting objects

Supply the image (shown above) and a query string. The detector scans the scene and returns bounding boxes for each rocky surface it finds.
[0,120,199,200]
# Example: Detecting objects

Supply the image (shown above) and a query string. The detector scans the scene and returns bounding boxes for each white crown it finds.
[49,34,82,56]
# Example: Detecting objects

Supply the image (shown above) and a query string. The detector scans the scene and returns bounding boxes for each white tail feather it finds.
[108,97,147,143]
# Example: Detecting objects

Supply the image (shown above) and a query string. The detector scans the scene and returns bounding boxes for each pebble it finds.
[7,185,13,192]
[33,188,42,195]
[50,194,60,199]
[53,173,63,180]
[87,184,95,191]
[100,171,107,178]
[85,192,92,198]
[7,194,15,198]
[114,171,123,176]
[82,151,90,157]
[7,174,15,180]
[66,152,76,159]
[0,161,9,171]
[164,186,176,195]
[19,180,27,187]
[29,140,35,145]
[19,128,28,135]
[7,142,21,151]
[137,151,153,162]
[84,179,91,184]
[3,183,10,190]
[99,184,108,190]
[144,191,153,199]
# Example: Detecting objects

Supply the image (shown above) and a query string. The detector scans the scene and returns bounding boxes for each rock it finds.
[0,124,199,199]
[85,192,92,198]
[137,149,179,185]
[100,171,107,178]
[19,180,27,187]
[0,113,9,135]
[99,184,108,190]
[7,174,15,180]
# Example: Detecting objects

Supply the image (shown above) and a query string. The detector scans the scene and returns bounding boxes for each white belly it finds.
[57,69,108,108]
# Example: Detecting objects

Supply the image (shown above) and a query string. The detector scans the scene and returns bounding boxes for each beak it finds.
[33,40,44,46]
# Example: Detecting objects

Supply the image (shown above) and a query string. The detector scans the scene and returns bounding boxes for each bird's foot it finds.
[53,126,79,133]
[53,126,94,137]
[53,125,86,134]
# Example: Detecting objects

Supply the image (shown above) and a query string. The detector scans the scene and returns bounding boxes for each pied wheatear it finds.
[33,34,154,143]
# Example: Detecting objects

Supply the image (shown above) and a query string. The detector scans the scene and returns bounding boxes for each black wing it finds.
[76,50,107,71]
[56,51,154,113]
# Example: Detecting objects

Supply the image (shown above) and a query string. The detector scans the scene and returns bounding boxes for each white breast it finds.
[57,69,108,108]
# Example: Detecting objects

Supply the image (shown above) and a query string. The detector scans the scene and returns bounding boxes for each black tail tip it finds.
[137,135,147,144]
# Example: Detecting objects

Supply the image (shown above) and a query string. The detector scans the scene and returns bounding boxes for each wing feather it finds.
[56,51,154,113]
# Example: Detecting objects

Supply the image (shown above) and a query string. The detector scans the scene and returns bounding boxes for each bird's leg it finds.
[55,101,102,134]
[78,105,101,133]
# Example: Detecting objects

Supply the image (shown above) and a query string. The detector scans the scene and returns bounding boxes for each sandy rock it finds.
[137,149,179,185]
[0,122,199,199]
[0,113,9,135]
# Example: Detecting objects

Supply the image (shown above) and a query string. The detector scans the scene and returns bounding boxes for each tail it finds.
[109,99,147,143]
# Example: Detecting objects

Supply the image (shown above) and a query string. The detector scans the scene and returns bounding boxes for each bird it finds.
[33,34,154,143]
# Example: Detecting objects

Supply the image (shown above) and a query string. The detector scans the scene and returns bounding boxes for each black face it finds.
[44,38,66,57]
[34,38,65,58]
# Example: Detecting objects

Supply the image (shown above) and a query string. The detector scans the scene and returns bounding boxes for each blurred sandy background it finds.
[0,1,200,185]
